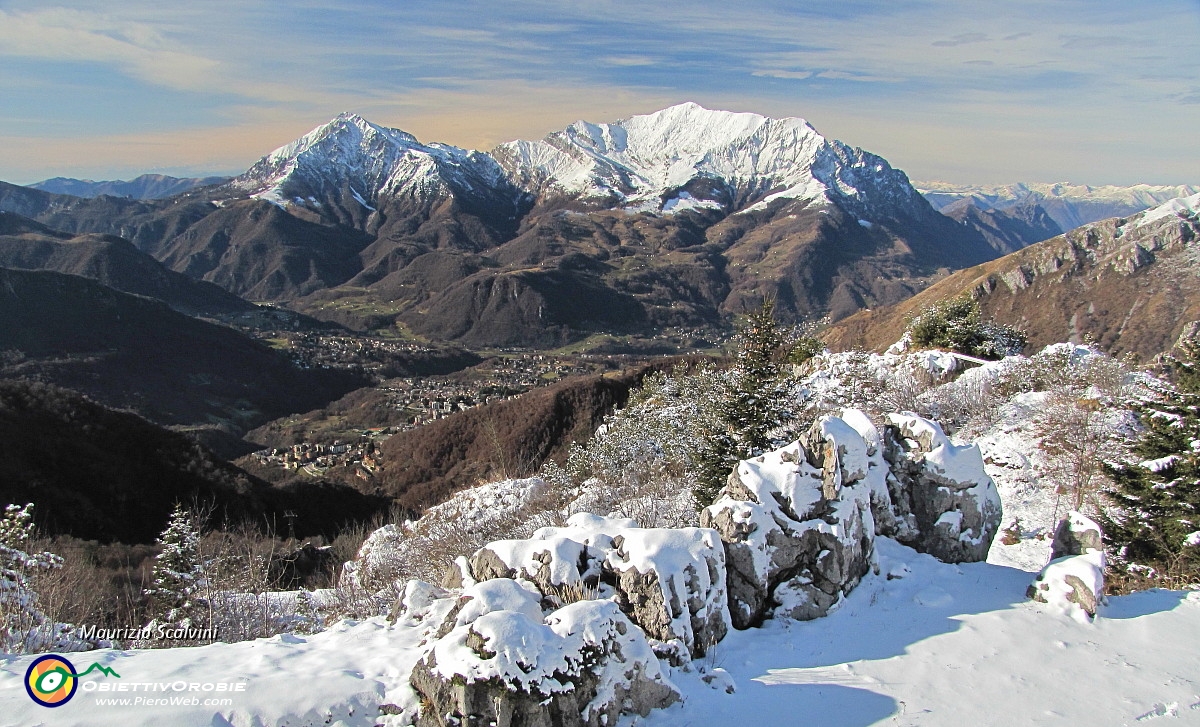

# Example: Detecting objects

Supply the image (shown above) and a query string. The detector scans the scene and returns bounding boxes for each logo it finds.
[24,655,120,708]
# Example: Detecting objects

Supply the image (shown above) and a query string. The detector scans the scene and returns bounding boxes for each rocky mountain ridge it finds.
[823,192,1200,358]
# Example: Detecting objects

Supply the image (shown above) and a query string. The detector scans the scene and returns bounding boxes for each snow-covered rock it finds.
[1050,511,1105,561]
[466,514,729,663]
[469,535,603,594]
[604,527,730,663]
[1029,512,1106,621]
[410,599,678,727]
[701,413,879,628]
[432,578,545,638]
[884,413,1003,562]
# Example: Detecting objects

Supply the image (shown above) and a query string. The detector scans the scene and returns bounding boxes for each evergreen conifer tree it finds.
[1104,340,1200,584]
[145,504,207,628]
[693,300,793,508]
[0,504,71,653]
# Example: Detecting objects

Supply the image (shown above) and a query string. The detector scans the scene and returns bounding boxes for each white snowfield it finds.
[1135,191,1200,227]
[495,102,863,211]
[3,536,1198,727]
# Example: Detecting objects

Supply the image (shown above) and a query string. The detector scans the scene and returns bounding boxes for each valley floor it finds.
[2,536,1198,727]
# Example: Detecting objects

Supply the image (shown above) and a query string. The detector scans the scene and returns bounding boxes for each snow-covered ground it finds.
[4,536,1198,726]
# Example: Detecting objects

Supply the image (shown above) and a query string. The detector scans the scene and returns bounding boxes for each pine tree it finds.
[1103,340,1200,585]
[693,301,794,509]
[145,504,207,628]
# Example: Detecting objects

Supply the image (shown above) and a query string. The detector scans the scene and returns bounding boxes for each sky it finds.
[0,1,1197,187]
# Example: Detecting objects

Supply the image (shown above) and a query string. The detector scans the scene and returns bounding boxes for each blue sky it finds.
[0,1,1197,186]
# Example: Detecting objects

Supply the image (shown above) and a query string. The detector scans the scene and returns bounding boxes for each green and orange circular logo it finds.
[25,654,79,707]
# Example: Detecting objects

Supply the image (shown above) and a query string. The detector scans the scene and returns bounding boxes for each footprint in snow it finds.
[913,588,954,608]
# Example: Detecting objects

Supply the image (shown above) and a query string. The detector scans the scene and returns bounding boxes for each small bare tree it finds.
[1038,389,1124,521]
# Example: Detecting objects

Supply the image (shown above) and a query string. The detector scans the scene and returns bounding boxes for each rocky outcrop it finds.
[1049,511,1104,561]
[883,413,1003,563]
[1029,512,1106,621]
[603,527,729,663]
[410,599,678,727]
[702,410,1000,629]
[823,193,1200,359]
[701,413,882,628]
[465,513,730,663]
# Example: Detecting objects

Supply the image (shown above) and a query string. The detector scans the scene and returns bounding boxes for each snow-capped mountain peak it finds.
[225,104,928,223]
[494,102,923,217]
[229,112,503,207]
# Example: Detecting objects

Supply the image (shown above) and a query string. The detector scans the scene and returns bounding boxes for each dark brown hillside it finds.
[0,211,254,316]
[375,363,680,512]
[822,207,1200,359]
[0,268,364,431]
[0,380,388,543]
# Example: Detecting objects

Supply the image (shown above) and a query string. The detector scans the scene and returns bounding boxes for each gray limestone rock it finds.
[702,415,877,629]
[1050,512,1104,560]
[883,413,1002,563]
[410,600,678,727]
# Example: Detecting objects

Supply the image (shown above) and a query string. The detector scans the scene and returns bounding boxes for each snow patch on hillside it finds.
[1136,191,1200,227]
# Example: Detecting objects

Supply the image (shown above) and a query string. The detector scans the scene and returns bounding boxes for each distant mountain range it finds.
[0,104,1044,348]
[2,105,1194,351]
[28,174,230,199]
[917,181,1200,232]
[823,193,1200,359]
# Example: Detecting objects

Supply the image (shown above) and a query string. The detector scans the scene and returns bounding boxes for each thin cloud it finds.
[932,33,990,47]
[752,70,814,80]
[0,8,218,91]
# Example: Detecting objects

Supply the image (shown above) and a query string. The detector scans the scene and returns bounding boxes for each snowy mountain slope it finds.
[918,180,1200,231]
[495,102,928,218]
[229,112,516,210]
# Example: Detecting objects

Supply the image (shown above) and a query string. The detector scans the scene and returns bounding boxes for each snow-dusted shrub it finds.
[0,504,79,654]
[906,296,1026,360]
[798,349,961,421]
[550,368,714,524]
[332,477,576,620]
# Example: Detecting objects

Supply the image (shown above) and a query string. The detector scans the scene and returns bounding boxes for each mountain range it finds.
[1,104,1051,348]
[823,193,1200,359]
[2,104,1194,358]
[917,181,1200,232]
[28,174,230,200]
